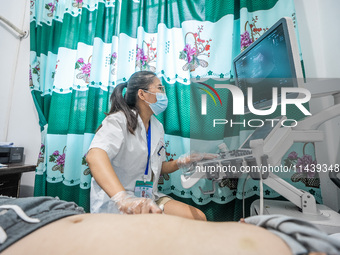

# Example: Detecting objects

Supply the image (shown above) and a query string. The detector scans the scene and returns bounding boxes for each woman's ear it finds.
[137,89,146,101]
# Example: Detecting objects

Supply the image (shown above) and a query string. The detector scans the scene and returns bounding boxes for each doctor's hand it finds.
[176,152,218,169]
[111,191,162,214]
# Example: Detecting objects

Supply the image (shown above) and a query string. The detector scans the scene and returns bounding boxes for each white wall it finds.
[295,0,340,211]
[0,0,41,196]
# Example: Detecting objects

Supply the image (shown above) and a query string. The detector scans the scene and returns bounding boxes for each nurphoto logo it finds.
[198,82,312,128]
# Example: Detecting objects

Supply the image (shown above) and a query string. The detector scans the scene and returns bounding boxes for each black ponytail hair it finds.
[106,71,157,134]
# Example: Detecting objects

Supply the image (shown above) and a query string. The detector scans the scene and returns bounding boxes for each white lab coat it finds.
[88,111,167,213]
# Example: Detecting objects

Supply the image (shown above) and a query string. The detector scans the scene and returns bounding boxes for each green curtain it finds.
[30,0,321,219]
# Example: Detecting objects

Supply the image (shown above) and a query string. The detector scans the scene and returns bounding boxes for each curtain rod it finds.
[0,15,28,38]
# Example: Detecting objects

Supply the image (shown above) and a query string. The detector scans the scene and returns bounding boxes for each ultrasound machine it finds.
[181,17,340,234]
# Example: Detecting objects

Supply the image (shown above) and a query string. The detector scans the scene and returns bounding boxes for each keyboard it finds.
[228,149,252,157]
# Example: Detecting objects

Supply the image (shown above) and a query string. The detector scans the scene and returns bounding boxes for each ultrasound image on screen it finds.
[240,119,280,149]
[235,24,294,108]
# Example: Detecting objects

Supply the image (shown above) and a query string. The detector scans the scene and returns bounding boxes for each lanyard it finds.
[144,121,151,182]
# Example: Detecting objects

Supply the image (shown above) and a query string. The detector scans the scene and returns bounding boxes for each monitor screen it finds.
[240,119,278,149]
[233,18,302,112]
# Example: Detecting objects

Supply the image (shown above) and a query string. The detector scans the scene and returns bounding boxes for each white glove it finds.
[111,191,162,214]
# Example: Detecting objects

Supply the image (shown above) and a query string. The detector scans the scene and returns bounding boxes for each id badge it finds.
[134,180,153,198]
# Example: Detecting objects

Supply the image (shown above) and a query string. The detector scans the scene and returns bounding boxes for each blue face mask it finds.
[143,91,168,115]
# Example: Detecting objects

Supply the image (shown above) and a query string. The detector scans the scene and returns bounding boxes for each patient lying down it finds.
[3,213,291,255]
[1,196,338,255]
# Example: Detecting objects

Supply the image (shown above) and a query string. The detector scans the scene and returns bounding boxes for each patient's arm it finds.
[3,214,292,255]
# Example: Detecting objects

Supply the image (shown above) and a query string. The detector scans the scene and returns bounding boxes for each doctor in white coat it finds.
[86,71,206,220]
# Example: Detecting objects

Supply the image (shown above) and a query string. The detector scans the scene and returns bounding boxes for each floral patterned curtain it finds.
[30,0,321,219]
